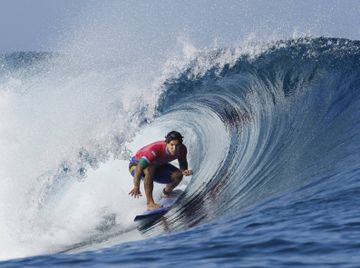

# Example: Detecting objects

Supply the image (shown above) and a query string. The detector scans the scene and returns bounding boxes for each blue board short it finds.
[128,157,178,184]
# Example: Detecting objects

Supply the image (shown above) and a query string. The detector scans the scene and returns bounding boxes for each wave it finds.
[1,36,360,259]
[146,37,360,232]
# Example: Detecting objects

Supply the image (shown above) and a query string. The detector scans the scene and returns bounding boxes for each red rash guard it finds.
[134,141,188,169]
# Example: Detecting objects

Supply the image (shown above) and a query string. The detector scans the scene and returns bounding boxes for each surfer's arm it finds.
[179,159,188,171]
[129,158,150,198]
[129,166,142,197]
[179,159,193,176]
[133,164,143,189]
[133,158,150,187]
[178,145,192,175]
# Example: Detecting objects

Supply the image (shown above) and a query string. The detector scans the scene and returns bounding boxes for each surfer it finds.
[128,131,193,210]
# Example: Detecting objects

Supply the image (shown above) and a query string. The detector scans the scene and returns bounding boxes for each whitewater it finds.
[1,36,359,267]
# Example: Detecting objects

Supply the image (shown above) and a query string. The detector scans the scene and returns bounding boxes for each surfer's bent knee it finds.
[172,170,183,182]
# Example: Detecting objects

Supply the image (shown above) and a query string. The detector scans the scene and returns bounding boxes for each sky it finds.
[0,0,360,53]
[0,0,86,52]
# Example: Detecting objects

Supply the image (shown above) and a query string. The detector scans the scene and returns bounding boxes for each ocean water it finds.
[1,36,360,267]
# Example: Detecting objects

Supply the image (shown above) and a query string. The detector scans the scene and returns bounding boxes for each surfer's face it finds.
[167,140,180,155]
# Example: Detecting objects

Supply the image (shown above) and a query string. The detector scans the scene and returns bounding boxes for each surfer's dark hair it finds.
[165,131,183,144]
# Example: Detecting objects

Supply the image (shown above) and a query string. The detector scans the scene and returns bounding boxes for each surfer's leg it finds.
[143,165,162,210]
[163,169,183,196]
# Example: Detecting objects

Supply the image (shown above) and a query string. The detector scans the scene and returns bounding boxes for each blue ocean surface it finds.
[1,37,360,267]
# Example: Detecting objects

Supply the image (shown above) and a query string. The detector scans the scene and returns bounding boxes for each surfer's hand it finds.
[182,169,193,176]
[129,186,142,198]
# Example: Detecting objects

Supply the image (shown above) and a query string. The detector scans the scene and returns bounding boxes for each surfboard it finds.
[134,189,182,222]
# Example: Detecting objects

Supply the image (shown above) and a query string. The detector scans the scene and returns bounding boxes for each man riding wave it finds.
[128,131,193,210]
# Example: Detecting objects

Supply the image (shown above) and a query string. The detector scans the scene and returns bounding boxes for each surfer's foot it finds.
[147,202,162,211]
